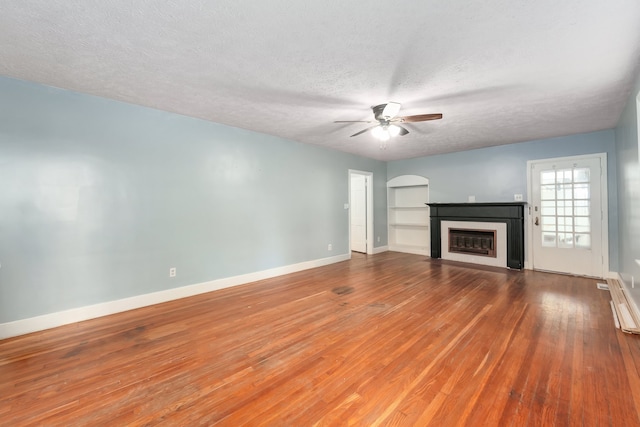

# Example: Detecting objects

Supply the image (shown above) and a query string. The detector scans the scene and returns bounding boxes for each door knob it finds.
[535,217,539,226]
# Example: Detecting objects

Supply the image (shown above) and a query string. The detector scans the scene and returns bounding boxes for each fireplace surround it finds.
[428,202,526,269]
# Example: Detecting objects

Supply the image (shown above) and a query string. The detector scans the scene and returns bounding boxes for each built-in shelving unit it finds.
[387,175,430,256]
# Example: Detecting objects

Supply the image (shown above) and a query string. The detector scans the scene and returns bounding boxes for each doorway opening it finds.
[349,170,373,255]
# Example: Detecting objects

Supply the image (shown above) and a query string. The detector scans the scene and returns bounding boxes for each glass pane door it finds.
[530,155,604,278]
[539,167,591,250]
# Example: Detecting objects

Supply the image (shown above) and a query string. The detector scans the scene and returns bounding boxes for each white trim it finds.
[388,245,429,256]
[0,253,351,340]
[372,245,389,254]
[348,169,374,255]
[617,272,640,326]
[387,174,429,187]
[526,153,609,278]
[636,91,640,159]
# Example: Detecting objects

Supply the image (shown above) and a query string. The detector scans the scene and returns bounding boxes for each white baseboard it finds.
[388,245,429,256]
[523,263,613,276]
[617,272,640,324]
[0,253,351,340]
[372,245,389,254]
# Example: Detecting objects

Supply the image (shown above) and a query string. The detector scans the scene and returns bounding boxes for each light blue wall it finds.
[388,130,619,270]
[614,70,640,308]
[2,72,632,325]
[0,77,387,323]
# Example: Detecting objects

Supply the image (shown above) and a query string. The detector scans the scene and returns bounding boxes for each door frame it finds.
[526,153,609,277]
[348,169,374,255]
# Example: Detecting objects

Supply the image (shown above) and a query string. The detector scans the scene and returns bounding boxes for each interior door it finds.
[350,174,367,253]
[530,156,604,277]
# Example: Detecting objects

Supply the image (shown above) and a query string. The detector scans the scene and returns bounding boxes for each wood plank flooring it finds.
[2,252,640,426]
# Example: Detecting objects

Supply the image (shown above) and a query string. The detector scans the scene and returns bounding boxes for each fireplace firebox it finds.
[448,228,497,258]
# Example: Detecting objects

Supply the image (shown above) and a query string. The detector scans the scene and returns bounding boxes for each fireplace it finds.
[449,228,497,258]
[441,221,507,268]
[428,203,525,269]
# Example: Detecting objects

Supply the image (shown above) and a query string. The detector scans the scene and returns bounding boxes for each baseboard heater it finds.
[607,278,640,334]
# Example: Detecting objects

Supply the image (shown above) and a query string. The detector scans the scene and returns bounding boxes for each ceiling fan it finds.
[334,102,442,141]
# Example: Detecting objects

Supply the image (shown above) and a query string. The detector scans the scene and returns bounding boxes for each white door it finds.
[530,156,605,277]
[350,174,367,253]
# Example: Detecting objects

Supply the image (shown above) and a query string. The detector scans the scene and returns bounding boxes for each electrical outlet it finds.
[328,244,333,251]
[514,194,523,201]
[169,267,176,277]
[377,236,380,243]
[468,195,475,202]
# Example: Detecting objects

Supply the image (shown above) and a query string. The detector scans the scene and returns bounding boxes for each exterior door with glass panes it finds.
[530,156,604,277]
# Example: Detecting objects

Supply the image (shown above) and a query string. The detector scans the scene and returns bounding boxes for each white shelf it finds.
[390,223,429,228]
[387,175,430,257]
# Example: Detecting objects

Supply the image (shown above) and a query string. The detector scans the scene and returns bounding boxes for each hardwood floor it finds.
[2,252,640,426]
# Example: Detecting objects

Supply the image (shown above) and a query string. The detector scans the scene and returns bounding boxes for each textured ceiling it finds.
[1,1,639,161]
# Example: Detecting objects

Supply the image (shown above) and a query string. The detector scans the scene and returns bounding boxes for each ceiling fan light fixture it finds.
[338,102,442,141]
[371,125,390,141]
[388,124,401,137]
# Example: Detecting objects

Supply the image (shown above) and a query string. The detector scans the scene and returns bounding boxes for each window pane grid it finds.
[539,167,591,249]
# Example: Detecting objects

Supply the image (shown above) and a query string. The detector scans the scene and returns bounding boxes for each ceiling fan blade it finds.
[382,102,402,119]
[350,125,379,137]
[334,120,373,123]
[399,113,443,123]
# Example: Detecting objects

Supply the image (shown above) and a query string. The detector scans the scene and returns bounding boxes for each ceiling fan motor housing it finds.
[372,104,389,121]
